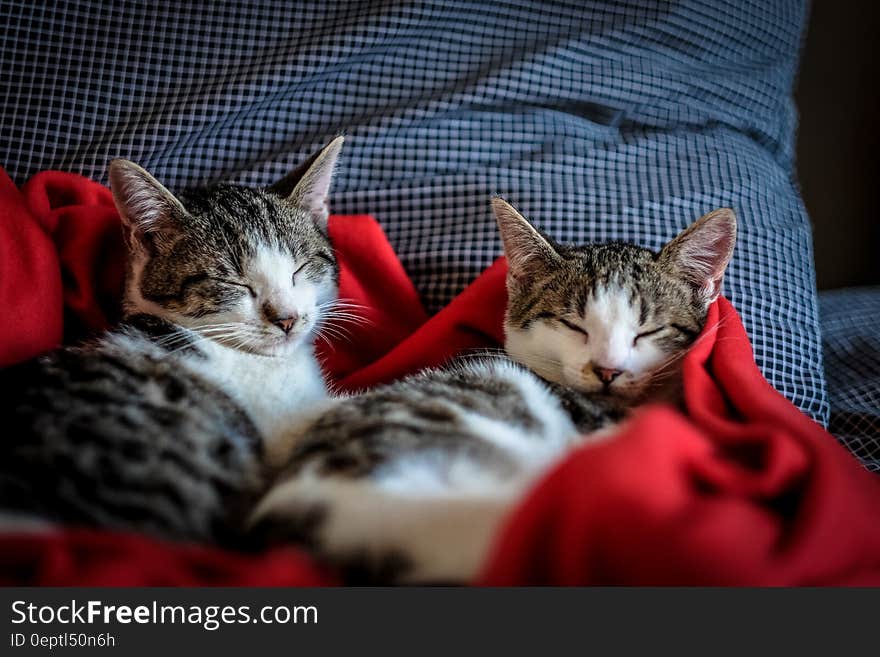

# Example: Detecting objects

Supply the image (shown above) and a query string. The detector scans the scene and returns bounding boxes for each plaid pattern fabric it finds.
[0,0,828,423]
[820,288,880,473]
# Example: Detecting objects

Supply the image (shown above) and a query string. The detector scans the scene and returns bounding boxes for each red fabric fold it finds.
[0,170,63,365]
[1,169,878,586]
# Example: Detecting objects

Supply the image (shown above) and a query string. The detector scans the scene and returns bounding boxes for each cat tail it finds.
[248,475,515,584]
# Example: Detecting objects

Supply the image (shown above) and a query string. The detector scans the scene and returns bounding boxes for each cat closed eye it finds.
[559,318,589,339]
[633,326,665,345]
[291,261,308,284]
[210,277,256,298]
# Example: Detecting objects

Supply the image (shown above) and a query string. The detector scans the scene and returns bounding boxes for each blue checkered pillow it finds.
[0,0,828,424]
[820,288,880,472]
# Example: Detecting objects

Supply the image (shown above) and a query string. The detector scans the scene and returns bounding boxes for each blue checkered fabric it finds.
[820,288,880,473]
[0,0,828,424]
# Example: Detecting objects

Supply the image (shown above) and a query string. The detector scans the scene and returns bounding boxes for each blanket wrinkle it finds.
[2,169,878,586]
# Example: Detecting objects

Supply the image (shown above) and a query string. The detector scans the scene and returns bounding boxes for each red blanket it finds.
[1,170,879,586]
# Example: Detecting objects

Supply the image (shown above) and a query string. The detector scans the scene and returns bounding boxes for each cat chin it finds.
[252,337,312,358]
[580,384,641,402]
[213,331,312,358]
[553,370,647,402]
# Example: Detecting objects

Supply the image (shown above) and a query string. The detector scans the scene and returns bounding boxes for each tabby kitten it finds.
[0,137,345,544]
[251,199,737,583]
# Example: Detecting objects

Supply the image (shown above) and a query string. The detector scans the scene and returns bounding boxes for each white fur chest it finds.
[181,341,328,459]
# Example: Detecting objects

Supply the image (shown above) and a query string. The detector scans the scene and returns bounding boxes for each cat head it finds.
[492,198,736,401]
[108,137,344,357]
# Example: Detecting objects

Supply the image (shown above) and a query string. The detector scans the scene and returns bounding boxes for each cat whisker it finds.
[188,322,245,330]
[316,329,346,343]
[153,333,195,348]
[152,325,251,348]
[319,312,375,330]
[317,299,376,328]
[314,314,361,341]
[161,335,219,357]
[319,318,371,333]
[315,324,351,344]
[321,310,374,324]
[158,324,273,356]
[456,349,510,361]
[319,299,370,310]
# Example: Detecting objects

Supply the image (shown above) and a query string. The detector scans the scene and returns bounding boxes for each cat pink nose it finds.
[593,366,622,384]
[273,315,298,334]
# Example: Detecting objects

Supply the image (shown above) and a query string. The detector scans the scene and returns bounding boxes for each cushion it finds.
[820,287,880,473]
[0,0,827,422]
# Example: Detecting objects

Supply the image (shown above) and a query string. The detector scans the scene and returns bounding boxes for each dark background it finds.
[797,0,879,290]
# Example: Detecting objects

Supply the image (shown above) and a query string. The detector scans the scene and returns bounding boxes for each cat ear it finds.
[659,208,737,305]
[108,159,188,253]
[267,136,344,227]
[492,198,562,281]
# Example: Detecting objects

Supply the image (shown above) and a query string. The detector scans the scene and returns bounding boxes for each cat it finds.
[0,137,346,545]
[250,199,737,583]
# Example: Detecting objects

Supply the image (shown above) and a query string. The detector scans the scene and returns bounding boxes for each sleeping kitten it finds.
[0,137,345,544]
[251,199,736,583]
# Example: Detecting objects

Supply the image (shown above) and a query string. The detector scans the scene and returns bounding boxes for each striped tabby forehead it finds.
[175,184,334,270]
